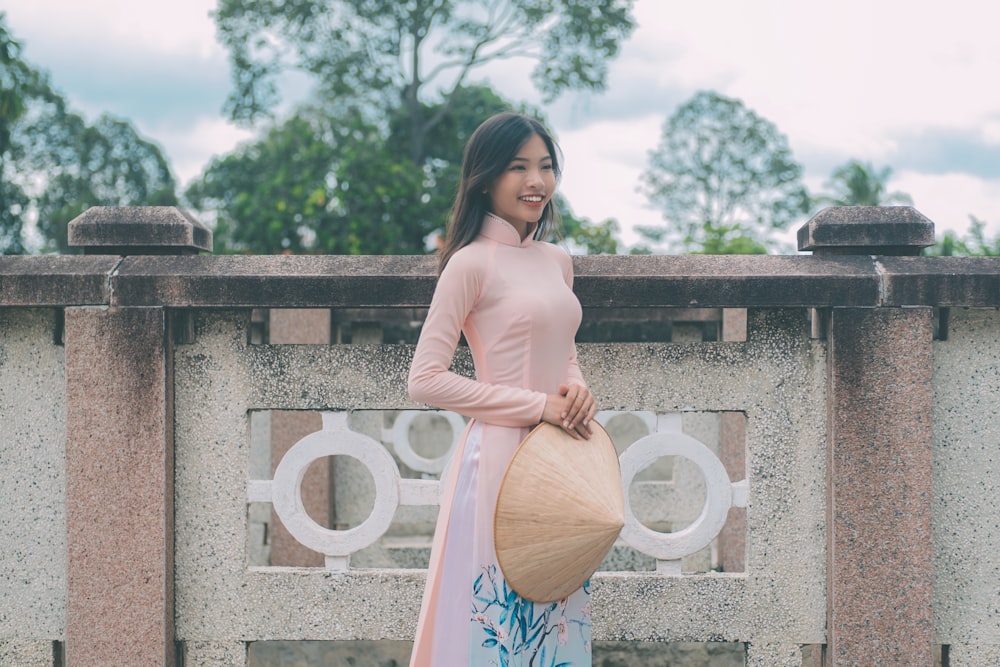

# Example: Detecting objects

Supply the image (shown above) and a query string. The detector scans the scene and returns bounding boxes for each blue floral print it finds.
[471,564,591,666]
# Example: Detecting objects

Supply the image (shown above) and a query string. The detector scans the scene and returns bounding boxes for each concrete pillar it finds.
[799,206,936,666]
[268,309,331,566]
[826,306,934,665]
[717,411,746,573]
[65,306,175,666]
[64,207,210,666]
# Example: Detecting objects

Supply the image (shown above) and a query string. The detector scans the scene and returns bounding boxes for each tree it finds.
[927,215,1000,257]
[202,2,635,256]
[0,14,177,254]
[814,159,912,208]
[0,15,39,254]
[639,90,810,254]
[0,16,34,156]
[557,196,621,254]
[26,113,177,253]
[215,0,636,164]
[186,109,341,253]
[187,86,514,254]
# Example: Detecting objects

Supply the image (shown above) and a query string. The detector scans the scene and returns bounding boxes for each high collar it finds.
[480,212,537,248]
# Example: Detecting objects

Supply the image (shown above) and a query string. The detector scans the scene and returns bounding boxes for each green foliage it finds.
[0,15,36,254]
[204,0,636,255]
[556,195,621,255]
[0,177,29,255]
[0,13,177,254]
[639,90,809,254]
[814,159,913,208]
[215,0,635,126]
[187,87,514,254]
[926,216,1000,256]
[0,16,34,156]
[186,110,341,253]
[27,113,177,253]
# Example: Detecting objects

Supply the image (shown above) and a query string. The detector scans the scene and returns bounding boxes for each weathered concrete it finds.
[245,639,748,666]
[879,256,1000,306]
[3,252,999,310]
[268,411,327,566]
[3,204,1000,666]
[267,308,332,567]
[171,308,827,647]
[68,205,212,255]
[718,411,747,573]
[0,255,118,305]
[797,205,935,255]
[0,309,66,645]
[932,308,1000,650]
[826,307,935,665]
[0,641,57,667]
[745,641,807,667]
[64,306,174,666]
[945,644,1000,667]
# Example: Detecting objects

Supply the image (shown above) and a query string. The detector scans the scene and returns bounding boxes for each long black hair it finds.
[438,112,561,273]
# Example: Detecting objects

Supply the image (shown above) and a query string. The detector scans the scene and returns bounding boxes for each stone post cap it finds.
[797,206,935,256]
[68,206,213,255]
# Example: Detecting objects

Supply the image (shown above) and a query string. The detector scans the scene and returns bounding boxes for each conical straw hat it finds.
[494,421,624,603]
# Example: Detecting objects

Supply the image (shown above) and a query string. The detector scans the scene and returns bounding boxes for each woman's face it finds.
[487,133,556,234]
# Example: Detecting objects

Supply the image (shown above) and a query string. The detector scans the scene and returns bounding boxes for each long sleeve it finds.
[408,248,547,427]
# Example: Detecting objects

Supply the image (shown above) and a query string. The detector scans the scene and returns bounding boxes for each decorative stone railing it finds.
[247,409,748,574]
[2,205,1000,667]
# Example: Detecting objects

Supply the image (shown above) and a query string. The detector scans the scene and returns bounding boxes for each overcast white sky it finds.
[5,0,1000,250]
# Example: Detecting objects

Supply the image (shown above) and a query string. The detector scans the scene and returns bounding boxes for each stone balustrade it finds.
[1,206,999,666]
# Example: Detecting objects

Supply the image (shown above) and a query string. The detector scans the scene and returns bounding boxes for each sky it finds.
[4,0,1000,251]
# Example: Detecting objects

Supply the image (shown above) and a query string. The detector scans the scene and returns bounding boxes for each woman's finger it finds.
[563,385,587,423]
[572,388,595,422]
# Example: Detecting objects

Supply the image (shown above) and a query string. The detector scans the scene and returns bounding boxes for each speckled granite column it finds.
[64,306,174,666]
[268,308,330,566]
[827,307,934,665]
[718,411,746,573]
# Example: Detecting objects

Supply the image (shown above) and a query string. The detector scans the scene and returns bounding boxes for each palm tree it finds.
[815,160,913,207]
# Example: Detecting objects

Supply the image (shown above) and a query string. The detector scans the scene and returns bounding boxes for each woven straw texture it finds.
[494,421,624,603]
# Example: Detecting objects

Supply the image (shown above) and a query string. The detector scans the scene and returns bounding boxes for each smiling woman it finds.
[407,112,603,666]
[486,134,558,240]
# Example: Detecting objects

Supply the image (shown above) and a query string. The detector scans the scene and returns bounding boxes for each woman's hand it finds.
[542,384,597,440]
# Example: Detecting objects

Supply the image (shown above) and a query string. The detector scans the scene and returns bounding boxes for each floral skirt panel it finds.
[471,565,591,666]
[413,422,592,666]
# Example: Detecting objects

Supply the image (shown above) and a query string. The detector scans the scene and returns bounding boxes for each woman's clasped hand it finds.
[543,383,596,439]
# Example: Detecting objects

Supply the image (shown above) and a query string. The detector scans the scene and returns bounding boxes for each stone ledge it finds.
[113,254,884,308]
[114,254,438,308]
[573,254,879,308]
[0,255,119,306]
[174,568,823,644]
[879,256,1000,307]
[2,254,999,309]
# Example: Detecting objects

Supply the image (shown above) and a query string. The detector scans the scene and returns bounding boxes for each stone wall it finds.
[1,206,999,666]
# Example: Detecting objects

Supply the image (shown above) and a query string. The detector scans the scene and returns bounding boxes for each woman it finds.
[408,112,597,666]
